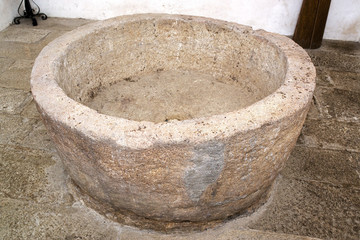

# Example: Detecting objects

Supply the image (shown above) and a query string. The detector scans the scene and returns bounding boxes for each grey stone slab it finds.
[314,87,360,121]
[0,57,15,73]
[0,41,41,60]
[316,68,360,92]
[20,120,55,151]
[0,60,34,90]
[21,100,41,119]
[328,70,360,93]
[0,28,51,43]
[33,30,72,51]
[282,146,360,186]
[305,97,321,120]
[297,119,360,151]
[307,49,360,73]
[0,31,65,60]
[0,145,55,201]
[0,90,51,150]
[249,176,360,240]
[0,87,32,114]
[0,114,38,145]
[315,67,332,88]
[9,59,35,69]
[0,145,73,205]
[320,40,360,56]
[119,228,319,240]
[0,69,31,90]
[0,198,122,240]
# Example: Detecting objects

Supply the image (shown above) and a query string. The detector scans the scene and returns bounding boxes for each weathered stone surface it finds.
[0,145,55,201]
[316,68,360,92]
[0,57,14,73]
[0,199,122,240]
[30,14,315,229]
[305,98,321,120]
[314,87,360,121]
[0,87,32,114]
[0,28,50,43]
[307,49,360,72]
[119,228,320,240]
[249,176,360,240]
[0,60,34,90]
[297,119,360,151]
[320,40,360,56]
[20,100,41,119]
[0,16,358,239]
[0,114,38,145]
[14,17,94,31]
[0,196,318,240]
[0,41,42,60]
[20,120,55,151]
[282,146,360,186]
[0,31,68,60]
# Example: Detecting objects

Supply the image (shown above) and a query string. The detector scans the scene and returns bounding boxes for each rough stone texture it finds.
[248,39,360,240]
[0,145,55,201]
[0,28,50,43]
[0,17,358,240]
[317,40,360,56]
[249,176,360,240]
[0,87,32,114]
[0,59,34,90]
[21,100,42,119]
[85,70,266,122]
[314,87,360,121]
[118,228,320,240]
[282,146,360,185]
[30,14,315,229]
[0,114,38,145]
[0,57,14,73]
[316,68,360,92]
[308,49,360,73]
[297,119,360,151]
[0,199,122,240]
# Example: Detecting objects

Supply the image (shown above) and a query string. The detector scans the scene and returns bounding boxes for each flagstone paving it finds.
[0,18,359,240]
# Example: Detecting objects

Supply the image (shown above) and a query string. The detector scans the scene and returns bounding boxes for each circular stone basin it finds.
[31,14,315,230]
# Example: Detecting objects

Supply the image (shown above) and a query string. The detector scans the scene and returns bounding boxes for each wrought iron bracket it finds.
[13,0,47,26]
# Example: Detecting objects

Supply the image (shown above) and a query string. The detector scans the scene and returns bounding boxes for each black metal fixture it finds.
[13,0,47,26]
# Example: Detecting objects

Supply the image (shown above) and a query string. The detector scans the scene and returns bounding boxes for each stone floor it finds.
[0,18,359,240]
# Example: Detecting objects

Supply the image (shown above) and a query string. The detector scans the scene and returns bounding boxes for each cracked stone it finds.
[307,50,360,72]
[21,120,55,151]
[0,145,55,201]
[0,59,34,90]
[314,87,360,121]
[316,68,360,92]
[0,28,51,43]
[0,57,15,73]
[248,176,360,240]
[0,88,32,114]
[281,146,360,186]
[0,114,38,145]
[0,198,121,240]
[21,100,41,119]
[320,40,360,56]
[297,119,360,151]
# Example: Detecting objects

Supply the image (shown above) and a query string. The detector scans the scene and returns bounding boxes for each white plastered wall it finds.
[0,0,20,31]
[1,0,359,41]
